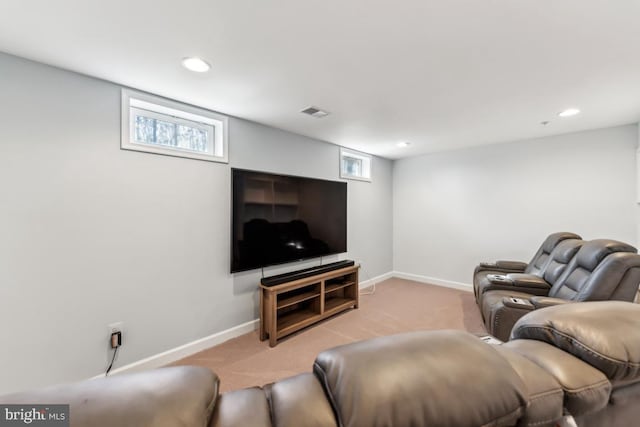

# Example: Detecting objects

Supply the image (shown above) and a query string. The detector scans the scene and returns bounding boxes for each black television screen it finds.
[231,168,347,273]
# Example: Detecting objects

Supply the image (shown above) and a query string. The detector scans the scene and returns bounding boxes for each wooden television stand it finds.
[260,264,360,347]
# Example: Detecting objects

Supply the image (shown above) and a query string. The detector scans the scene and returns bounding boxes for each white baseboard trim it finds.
[92,319,259,379]
[359,271,394,289]
[91,270,468,380]
[392,271,473,292]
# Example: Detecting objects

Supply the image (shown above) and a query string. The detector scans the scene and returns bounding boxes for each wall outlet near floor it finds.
[107,322,124,337]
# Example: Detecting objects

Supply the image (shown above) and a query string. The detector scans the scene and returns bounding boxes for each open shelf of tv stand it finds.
[260,264,360,347]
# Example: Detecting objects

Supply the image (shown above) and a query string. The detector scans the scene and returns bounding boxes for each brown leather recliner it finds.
[2,302,639,427]
[481,239,640,341]
[473,232,581,302]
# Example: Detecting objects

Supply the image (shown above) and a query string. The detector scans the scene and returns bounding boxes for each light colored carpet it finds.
[172,278,486,392]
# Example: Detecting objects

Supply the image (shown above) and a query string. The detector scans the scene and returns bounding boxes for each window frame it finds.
[340,147,372,182]
[121,89,228,163]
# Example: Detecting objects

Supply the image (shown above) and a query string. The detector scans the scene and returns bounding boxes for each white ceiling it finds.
[1,0,639,159]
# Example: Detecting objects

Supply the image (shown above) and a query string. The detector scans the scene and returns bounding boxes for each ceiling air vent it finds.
[301,106,330,118]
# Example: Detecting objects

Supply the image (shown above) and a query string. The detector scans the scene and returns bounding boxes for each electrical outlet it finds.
[107,322,124,336]
[107,322,124,348]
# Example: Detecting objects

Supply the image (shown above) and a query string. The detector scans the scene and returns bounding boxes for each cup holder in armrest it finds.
[487,274,513,284]
[502,297,534,310]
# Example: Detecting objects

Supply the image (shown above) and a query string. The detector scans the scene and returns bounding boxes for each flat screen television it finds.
[231,168,347,273]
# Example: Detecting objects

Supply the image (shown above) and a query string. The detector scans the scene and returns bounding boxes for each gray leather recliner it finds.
[481,239,640,341]
[507,302,640,427]
[476,237,583,308]
[473,232,582,302]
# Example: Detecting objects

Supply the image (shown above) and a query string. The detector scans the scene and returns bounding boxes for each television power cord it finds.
[358,263,376,296]
[105,346,118,376]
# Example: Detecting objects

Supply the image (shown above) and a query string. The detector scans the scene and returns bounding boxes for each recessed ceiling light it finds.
[558,108,580,118]
[181,57,211,73]
[396,141,411,148]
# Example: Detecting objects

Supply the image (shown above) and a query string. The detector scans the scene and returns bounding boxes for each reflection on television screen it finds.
[231,169,347,272]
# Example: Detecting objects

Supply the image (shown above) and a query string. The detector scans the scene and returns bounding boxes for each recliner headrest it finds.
[542,239,584,284]
[550,239,583,263]
[575,239,637,271]
[541,232,582,253]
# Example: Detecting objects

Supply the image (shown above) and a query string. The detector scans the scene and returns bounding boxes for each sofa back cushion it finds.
[542,239,583,284]
[266,373,337,427]
[549,239,637,300]
[313,330,527,427]
[525,232,582,276]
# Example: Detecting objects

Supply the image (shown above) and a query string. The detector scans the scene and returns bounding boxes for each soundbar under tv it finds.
[231,168,347,273]
[260,260,355,287]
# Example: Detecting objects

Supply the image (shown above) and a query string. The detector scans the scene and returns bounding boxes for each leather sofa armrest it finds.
[503,340,611,417]
[529,297,571,309]
[482,274,550,297]
[507,274,551,290]
[0,367,219,427]
[476,260,527,274]
[487,274,515,285]
[496,260,528,271]
[488,274,550,289]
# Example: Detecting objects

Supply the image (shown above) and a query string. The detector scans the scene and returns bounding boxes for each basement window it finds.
[121,89,228,163]
[340,148,372,181]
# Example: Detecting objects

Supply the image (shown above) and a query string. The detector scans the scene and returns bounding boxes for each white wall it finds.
[0,53,393,394]
[637,126,640,247]
[393,125,638,285]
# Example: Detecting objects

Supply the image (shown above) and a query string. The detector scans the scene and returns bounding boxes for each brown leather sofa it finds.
[2,301,639,427]
[480,239,640,341]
